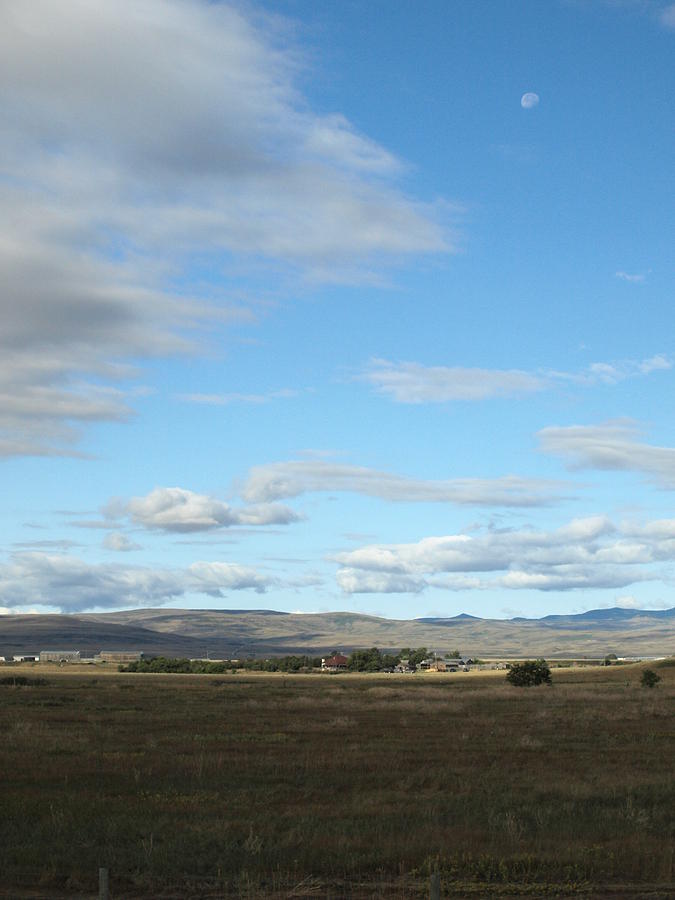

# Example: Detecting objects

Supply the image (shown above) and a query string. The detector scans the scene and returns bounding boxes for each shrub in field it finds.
[640,668,660,688]
[506,659,552,687]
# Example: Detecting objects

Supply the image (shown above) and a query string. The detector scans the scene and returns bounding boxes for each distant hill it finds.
[1,606,674,659]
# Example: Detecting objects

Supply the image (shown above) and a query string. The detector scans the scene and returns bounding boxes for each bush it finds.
[640,668,661,689]
[506,659,552,687]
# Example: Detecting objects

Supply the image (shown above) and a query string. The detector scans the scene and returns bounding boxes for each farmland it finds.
[1,662,674,898]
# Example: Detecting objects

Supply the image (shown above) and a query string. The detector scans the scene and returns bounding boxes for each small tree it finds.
[506,659,552,687]
[640,668,660,689]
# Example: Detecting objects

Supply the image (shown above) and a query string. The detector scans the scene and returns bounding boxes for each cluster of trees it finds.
[123,658,232,674]
[345,646,461,671]
[240,655,323,672]
[347,648,401,672]
[122,655,322,674]
[121,647,443,675]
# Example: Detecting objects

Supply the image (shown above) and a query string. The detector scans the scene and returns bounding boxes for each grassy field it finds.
[1,663,674,898]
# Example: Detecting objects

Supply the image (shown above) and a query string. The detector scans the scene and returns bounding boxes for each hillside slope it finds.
[1,607,674,658]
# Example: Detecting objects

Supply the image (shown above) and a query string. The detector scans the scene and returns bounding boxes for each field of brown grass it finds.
[1,662,673,898]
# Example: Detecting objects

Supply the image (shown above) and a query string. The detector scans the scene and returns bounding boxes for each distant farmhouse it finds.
[394,658,413,673]
[321,653,348,671]
[432,657,470,672]
[39,650,81,664]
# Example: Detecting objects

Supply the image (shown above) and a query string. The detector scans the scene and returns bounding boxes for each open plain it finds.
[1,661,674,898]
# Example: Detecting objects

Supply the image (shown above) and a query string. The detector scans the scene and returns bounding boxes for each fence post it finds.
[429,869,440,900]
[98,866,109,900]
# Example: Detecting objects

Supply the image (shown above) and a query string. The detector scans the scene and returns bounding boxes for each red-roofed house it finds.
[321,654,348,670]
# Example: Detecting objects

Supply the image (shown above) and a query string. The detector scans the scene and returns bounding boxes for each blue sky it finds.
[1,0,674,619]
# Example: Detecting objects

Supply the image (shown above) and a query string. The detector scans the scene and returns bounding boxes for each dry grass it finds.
[0,663,673,898]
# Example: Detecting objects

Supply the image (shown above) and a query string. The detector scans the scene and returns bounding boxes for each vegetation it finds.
[641,668,661,688]
[122,647,435,675]
[123,655,322,674]
[0,675,48,686]
[347,647,400,671]
[506,659,552,687]
[400,646,430,667]
[0,664,673,897]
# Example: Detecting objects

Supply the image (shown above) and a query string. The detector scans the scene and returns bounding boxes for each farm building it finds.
[394,659,413,672]
[98,650,144,663]
[13,654,39,662]
[321,654,348,670]
[39,650,81,664]
[432,658,469,672]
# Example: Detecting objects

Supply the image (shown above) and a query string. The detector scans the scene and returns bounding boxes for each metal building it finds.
[39,650,81,664]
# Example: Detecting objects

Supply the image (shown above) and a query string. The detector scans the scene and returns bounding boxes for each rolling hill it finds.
[1,606,674,659]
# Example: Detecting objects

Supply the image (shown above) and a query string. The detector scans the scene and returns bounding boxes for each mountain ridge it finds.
[1,606,674,659]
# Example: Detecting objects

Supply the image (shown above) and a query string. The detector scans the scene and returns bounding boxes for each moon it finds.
[520,92,540,109]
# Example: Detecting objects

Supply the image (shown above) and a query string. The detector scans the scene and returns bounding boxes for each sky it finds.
[1,0,674,621]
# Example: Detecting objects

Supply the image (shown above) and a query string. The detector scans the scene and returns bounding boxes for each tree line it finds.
[119,646,454,674]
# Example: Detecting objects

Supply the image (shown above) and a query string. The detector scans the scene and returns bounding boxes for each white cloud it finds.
[538,420,675,488]
[615,270,647,282]
[612,595,644,609]
[604,594,672,610]
[361,355,671,403]
[361,359,545,402]
[520,92,540,109]
[13,539,81,551]
[177,389,300,405]
[335,515,672,594]
[545,355,671,386]
[659,3,675,29]
[103,532,141,552]
[335,569,426,594]
[110,486,301,533]
[241,460,565,507]
[0,552,272,612]
[0,0,449,457]
[638,354,671,374]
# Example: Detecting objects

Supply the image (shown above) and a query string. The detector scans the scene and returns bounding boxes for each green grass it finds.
[1,664,673,897]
